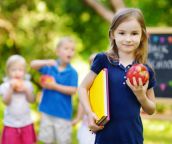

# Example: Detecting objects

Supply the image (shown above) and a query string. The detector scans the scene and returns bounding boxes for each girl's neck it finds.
[118,52,135,67]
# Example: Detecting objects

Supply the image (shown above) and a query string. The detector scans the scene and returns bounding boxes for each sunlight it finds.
[31,110,41,123]
[148,124,165,131]
[37,1,47,12]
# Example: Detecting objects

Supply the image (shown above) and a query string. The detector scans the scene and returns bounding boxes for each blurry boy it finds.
[31,37,78,144]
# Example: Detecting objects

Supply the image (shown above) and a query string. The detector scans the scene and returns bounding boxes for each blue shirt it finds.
[38,61,78,120]
[91,53,156,144]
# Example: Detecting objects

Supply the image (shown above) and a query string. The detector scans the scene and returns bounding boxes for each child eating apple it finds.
[0,55,36,144]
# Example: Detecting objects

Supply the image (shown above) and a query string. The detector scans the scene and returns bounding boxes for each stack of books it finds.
[89,68,110,126]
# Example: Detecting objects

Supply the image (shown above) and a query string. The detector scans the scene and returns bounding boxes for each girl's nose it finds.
[126,35,132,42]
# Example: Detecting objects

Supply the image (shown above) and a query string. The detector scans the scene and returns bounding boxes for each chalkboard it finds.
[147,28,172,98]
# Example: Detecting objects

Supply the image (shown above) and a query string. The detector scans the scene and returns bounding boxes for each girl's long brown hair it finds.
[107,8,148,64]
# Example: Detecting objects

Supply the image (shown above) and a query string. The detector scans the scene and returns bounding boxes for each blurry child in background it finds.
[72,53,96,144]
[0,55,36,144]
[31,37,78,144]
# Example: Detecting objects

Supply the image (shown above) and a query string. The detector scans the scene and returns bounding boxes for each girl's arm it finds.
[72,103,84,125]
[2,87,13,105]
[126,78,156,115]
[30,60,56,70]
[23,85,35,103]
[2,80,17,105]
[139,87,156,115]
[78,71,104,132]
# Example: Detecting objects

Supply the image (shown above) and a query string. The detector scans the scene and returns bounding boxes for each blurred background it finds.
[0,0,172,144]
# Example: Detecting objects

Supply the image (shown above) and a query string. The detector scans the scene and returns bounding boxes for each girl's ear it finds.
[109,30,115,40]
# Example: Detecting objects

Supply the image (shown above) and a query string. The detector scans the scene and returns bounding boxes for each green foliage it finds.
[124,0,172,26]
[58,0,109,58]
[0,2,171,143]
[0,0,171,85]
[143,119,172,144]
[156,103,166,113]
[156,102,172,114]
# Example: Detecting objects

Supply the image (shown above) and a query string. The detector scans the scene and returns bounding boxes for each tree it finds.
[83,0,172,26]
[84,0,125,23]
[0,0,171,85]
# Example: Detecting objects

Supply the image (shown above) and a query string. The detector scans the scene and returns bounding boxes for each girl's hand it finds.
[71,118,80,126]
[10,79,24,92]
[126,77,149,102]
[10,79,18,90]
[87,112,104,133]
[18,84,28,92]
[15,81,27,92]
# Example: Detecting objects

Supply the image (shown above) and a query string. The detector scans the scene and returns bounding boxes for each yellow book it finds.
[89,68,110,126]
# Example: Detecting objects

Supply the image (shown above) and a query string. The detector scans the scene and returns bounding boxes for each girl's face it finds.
[8,63,25,79]
[57,41,75,64]
[113,18,142,55]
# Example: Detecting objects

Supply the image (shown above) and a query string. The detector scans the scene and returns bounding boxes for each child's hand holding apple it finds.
[126,64,149,101]
[126,64,149,86]
[40,75,55,89]
[10,79,24,92]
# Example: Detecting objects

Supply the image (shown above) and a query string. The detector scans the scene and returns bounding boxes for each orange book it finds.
[89,68,110,126]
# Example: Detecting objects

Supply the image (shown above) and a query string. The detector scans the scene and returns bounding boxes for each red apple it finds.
[126,64,149,85]
[40,75,54,85]
[13,79,23,91]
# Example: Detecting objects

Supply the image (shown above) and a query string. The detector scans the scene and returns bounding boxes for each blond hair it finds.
[107,8,148,64]
[6,55,26,76]
[56,36,75,49]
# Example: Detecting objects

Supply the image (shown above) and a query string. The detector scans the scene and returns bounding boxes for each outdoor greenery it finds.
[0,0,171,83]
[0,96,172,144]
[0,0,172,143]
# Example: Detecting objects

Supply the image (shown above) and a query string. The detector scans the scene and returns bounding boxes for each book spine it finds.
[96,116,107,126]
[105,68,110,121]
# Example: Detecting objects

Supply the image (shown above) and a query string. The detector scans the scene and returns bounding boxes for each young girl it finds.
[0,55,36,144]
[78,8,156,144]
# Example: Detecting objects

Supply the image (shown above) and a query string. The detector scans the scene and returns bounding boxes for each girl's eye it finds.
[119,32,125,35]
[132,32,139,35]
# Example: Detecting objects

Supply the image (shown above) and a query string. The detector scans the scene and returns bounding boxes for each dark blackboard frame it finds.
[147,27,172,34]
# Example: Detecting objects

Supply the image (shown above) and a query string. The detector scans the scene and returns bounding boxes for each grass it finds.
[72,119,172,144]
[143,119,172,144]
[1,118,172,144]
[0,97,172,144]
